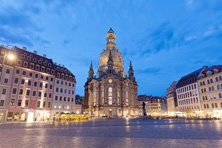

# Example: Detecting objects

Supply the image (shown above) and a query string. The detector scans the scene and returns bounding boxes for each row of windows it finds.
[203,102,222,109]
[17,60,54,74]
[12,88,52,98]
[55,88,75,94]
[54,104,74,110]
[56,80,75,87]
[54,96,74,102]
[10,99,51,108]
[177,84,197,94]
[19,54,52,67]
[202,93,222,101]
[56,73,75,81]
[14,78,53,89]
[200,84,222,93]
[178,91,197,99]
[178,98,199,105]
[179,105,200,111]
[15,69,54,81]
[199,76,222,86]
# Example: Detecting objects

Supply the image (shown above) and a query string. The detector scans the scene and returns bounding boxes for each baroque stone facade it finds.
[84,27,138,117]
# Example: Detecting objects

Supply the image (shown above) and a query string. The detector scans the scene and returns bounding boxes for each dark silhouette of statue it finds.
[142,101,147,116]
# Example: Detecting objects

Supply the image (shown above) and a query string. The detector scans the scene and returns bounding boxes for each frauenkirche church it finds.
[84,27,138,117]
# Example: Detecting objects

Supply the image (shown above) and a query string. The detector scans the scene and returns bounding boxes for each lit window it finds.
[108,87,112,105]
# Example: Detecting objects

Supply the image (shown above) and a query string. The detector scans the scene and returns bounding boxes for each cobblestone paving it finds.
[0,118,222,148]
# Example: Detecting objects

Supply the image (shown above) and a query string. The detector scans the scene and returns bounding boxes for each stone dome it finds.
[98,48,124,71]
[97,27,125,77]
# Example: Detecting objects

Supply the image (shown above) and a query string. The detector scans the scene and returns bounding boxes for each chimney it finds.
[1,45,4,48]
[62,65,64,67]
[43,54,47,58]
[23,46,27,51]
[34,50,37,54]
[59,64,61,66]
[54,62,57,65]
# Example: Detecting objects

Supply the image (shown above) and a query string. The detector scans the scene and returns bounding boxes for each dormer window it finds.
[214,69,218,74]
[57,73,60,78]
[43,62,47,66]
[21,54,25,59]
[48,63,51,67]
[33,58,37,63]
[27,56,31,61]
[206,71,212,77]
[46,68,50,73]
[51,70,54,74]
[36,65,40,70]
[23,62,28,67]
[30,63,34,69]
[17,60,22,66]
[61,74,64,79]
[41,67,45,72]
[38,60,42,64]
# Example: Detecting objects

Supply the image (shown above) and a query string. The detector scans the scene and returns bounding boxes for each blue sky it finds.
[0,0,222,96]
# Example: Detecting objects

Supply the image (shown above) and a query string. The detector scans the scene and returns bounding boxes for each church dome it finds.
[97,27,125,77]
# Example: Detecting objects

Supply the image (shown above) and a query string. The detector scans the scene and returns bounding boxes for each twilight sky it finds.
[0,0,222,96]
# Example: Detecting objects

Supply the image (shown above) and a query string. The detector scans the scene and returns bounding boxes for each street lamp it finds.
[0,46,15,82]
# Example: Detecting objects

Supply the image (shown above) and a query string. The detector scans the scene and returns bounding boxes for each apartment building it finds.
[7,47,55,122]
[150,96,167,116]
[176,67,207,117]
[166,81,178,116]
[197,65,222,119]
[52,64,76,115]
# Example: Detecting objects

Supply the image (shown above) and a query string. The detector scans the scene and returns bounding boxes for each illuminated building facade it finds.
[7,47,55,122]
[150,96,167,116]
[176,67,207,117]
[84,27,138,117]
[0,46,15,123]
[197,65,222,119]
[52,64,76,115]
[166,81,178,116]
[0,45,76,123]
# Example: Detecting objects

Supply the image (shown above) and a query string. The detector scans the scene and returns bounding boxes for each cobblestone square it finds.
[0,118,222,148]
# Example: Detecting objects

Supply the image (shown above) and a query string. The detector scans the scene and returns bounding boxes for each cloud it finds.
[136,22,176,55]
[186,0,194,7]
[136,67,161,74]
[185,35,197,41]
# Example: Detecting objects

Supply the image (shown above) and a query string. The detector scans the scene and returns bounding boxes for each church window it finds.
[126,91,129,106]
[117,91,120,105]
[108,87,112,105]
[101,87,104,105]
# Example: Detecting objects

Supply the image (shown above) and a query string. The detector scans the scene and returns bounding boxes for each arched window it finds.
[108,87,112,105]
[126,91,129,106]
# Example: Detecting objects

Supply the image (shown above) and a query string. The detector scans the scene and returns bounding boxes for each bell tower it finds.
[88,61,94,81]
[106,26,116,49]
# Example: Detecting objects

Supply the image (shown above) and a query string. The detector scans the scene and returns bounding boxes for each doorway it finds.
[109,109,112,116]
[27,112,34,122]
